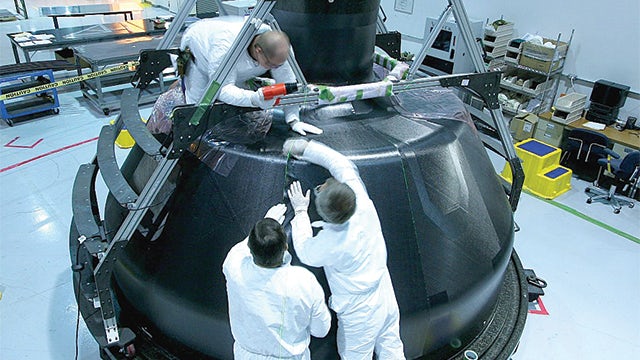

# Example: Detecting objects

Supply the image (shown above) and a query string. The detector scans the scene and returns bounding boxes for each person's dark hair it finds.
[315,178,356,224]
[248,218,287,268]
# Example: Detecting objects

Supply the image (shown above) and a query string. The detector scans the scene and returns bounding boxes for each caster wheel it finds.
[51,108,60,115]
[586,198,592,204]
[629,203,634,209]
[614,209,620,214]
[103,108,111,116]
[585,188,590,193]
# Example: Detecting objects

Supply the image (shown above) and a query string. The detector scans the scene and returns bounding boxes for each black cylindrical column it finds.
[272,0,381,85]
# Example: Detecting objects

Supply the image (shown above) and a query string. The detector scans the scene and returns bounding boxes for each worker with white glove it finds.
[284,139,406,360]
[180,16,322,136]
[223,203,331,359]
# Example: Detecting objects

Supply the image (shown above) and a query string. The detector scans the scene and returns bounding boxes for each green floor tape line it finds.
[525,190,640,244]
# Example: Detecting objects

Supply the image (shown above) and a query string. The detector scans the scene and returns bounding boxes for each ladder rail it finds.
[407,5,453,79]
[156,0,197,50]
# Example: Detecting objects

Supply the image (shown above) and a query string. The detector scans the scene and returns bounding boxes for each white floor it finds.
[0,2,639,360]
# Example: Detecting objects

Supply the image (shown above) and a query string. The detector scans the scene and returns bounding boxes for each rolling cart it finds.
[0,69,60,126]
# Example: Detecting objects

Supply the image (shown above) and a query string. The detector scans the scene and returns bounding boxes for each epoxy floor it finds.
[0,2,639,359]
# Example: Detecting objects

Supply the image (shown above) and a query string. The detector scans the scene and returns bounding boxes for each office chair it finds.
[585,150,640,214]
[560,128,614,182]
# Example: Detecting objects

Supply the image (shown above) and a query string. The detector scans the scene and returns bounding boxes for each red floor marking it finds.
[0,137,99,173]
[528,296,549,315]
[4,136,44,149]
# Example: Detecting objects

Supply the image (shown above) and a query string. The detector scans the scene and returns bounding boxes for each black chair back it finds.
[560,128,611,181]
[616,151,640,181]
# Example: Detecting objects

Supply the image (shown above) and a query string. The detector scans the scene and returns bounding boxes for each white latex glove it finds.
[264,203,287,224]
[290,120,323,136]
[287,181,310,213]
[250,88,277,109]
[283,138,309,158]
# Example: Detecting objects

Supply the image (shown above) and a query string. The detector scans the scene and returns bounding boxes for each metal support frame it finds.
[172,71,504,159]
[376,6,388,34]
[406,0,523,211]
[77,0,525,351]
[84,0,285,347]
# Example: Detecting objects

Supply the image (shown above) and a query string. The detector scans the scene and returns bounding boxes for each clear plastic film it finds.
[146,81,186,135]
[390,88,473,125]
[190,109,274,173]
[373,63,473,125]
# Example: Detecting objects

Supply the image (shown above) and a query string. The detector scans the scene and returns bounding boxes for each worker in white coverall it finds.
[180,16,322,136]
[222,203,331,359]
[284,139,406,360]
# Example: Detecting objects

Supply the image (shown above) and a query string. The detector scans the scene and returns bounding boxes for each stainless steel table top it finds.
[39,4,129,17]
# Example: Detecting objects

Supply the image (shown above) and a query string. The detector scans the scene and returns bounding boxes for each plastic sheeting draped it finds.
[193,63,475,169]
[146,81,186,135]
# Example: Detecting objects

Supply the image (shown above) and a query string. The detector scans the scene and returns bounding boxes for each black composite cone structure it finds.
[72,1,528,359]
[105,92,526,359]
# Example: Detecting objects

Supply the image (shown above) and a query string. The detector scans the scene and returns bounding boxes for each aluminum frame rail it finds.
[405,0,523,211]
[72,0,282,349]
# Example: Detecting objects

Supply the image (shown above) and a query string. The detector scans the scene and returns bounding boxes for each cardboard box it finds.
[519,54,561,73]
[519,38,568,73]
[510,113,539,141]
[522,38,568,61]
[533,118,565,147]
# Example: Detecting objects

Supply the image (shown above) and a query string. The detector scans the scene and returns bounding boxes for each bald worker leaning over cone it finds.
[147,16,322,136]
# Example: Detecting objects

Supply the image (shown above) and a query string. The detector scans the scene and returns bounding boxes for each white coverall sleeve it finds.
[309,279,332,337]
[212,57,255,107]
[300,141,368,199]
[290,211,321,266]
[291,211,341,267]
[218,83,256,108]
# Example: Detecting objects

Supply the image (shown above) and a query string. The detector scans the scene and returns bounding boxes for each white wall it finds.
[380,0,640,121]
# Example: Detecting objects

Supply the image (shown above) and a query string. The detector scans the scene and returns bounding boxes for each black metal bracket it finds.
[438,71,502,110]
[375,31,402,60]
[524,268,547,302]
[169,103,257,159]
[132,49,181,90]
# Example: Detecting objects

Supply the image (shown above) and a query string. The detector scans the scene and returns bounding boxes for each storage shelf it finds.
[508,63,565,77]
[497,31,574,119]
